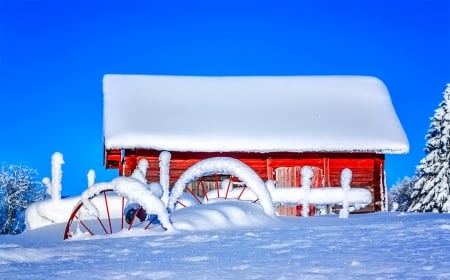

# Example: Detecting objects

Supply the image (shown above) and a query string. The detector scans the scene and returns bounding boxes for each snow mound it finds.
[25,197,80,230]
[170,201,277,231]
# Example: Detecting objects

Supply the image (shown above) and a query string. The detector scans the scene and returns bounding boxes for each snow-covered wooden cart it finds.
[64,75,409,239]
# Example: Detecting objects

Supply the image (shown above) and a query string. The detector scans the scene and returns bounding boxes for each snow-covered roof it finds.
[103,75,409,154]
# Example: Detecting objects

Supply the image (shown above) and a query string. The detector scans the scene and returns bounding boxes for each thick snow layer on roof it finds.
[103,75,409,154]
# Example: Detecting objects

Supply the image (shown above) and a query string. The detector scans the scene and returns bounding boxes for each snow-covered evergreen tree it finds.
[0,164,48,234]
[409,84,450,213]
[388,176,416,211]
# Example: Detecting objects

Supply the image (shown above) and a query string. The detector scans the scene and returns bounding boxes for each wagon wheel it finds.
[176,174,258,209]
[168,157,275,216]
[64,189,162,240]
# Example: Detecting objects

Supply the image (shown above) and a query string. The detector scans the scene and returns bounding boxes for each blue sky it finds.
[0,0,449,196]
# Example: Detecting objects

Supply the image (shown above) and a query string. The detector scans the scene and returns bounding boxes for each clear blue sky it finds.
[1,0,449,196]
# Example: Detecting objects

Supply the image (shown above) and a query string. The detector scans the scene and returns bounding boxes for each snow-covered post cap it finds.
[42,177,51,196]
[301,166,313,189]
[340,168,352,190]
[50,152,64,200]
[87,169,95,188]
[131,159,149,184]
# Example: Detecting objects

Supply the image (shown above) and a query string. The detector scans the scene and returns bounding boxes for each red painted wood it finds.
[104,149,386,213]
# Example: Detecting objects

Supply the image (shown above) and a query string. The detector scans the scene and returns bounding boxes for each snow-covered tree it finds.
[388,176,417,212]
[409,84,450,213]
[0,164,49,234]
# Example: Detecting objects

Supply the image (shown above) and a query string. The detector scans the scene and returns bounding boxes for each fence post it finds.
[300,166,313,217]
[339,168,352,218]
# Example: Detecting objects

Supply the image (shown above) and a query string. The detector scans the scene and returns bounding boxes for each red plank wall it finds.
[105,149,385,212]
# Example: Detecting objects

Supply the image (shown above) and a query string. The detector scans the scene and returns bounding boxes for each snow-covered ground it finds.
[1,209,449,279]
[3,155,448,278]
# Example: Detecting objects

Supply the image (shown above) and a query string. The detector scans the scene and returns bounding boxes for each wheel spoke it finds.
[237,186,247,200]
[224,178,232,200]
[121,197,125,230]
[103,191,113,234]
[185,185,203,205]
[199,178,208,201]
[73,214,95,236]
[97,217,109,234]
[127,205,141,230]
[215,173,220,198]
[177,199,187,208]
[144,215,159,230]
[77,218,94,236]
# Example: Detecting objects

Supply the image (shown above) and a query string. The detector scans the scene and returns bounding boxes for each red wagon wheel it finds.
[168,157,275,216]
[175,174,259,210]
[64,189,162,240]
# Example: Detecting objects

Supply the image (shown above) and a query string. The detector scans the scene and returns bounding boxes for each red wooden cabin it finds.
[102,75,409,214]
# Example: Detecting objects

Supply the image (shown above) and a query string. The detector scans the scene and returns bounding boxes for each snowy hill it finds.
[1,212,449,279]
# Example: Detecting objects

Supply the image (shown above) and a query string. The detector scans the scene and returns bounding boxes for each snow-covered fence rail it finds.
[267,167,372,218]
[198,165,372,218]
[180,157,373,218]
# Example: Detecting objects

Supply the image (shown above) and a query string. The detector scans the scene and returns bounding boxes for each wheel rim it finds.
[64,189,162,240]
